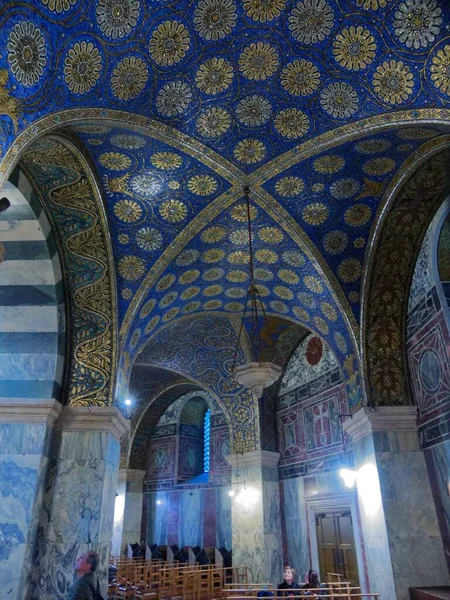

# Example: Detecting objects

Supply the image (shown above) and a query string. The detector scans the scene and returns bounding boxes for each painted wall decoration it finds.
[19,136,117,405]
[277,335,349,480]
[280,333,339,394]
[406,205,450,573]
[406,203,450,447]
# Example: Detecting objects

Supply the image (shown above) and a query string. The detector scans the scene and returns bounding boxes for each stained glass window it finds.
[204,408,210,473]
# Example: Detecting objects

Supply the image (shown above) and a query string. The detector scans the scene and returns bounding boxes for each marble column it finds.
[344,407,449,600]
[30,405,129,600]
[0,398,62,600]
[227,450,283,585]
[112,468,146,556]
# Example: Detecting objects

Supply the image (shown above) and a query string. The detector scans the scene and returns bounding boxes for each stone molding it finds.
[56,405,130,442]
[343,406,418,442]
[118,468,146,483]
[227,450,280,469]
[0,398,62,427]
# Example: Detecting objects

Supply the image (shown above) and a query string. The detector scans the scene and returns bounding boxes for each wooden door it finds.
[315,510,359,585]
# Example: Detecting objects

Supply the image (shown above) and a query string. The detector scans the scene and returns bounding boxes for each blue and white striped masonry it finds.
[0,171,65,400]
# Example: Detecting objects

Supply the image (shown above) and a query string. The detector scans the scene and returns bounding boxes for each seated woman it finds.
[303,570,325,596]
[278,566,300,597]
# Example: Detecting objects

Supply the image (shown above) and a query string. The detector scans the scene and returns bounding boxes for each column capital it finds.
[343,406,418,442]
[56,405,130,442]
[118,468,146,483]
[0,397,62,427]
[227,450,280,469]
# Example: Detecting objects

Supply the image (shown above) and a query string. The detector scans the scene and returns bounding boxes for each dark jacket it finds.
[69,572,98,600]
[278,581,301,597]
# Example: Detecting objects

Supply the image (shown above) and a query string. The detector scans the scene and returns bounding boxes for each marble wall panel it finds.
[180,489,203,548]
[216,487,232,549]
[376,448,449,598]
[145,486,232,551]
[281,478,310,580]
[112,480,126,556]
[203,488,216,547]
[167,490,181,546]
[0,422,53,600]
[231,482,265,582]
[30,430,120,600]
[150,491,168,546]
[29,541,111,600]
[122,491,144,548]
[231,468,283,585]
[349,432,450,600]
[425,442,450,570]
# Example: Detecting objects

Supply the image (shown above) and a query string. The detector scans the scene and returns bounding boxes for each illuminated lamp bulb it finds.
[339,468,356,488]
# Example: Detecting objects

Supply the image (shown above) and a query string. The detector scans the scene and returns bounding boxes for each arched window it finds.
[203,409,210,473]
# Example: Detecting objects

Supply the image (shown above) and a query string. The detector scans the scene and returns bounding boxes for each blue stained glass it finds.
[204,409,210,473]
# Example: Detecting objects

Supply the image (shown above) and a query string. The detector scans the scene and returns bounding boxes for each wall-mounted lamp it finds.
[339,468,356,488]
[339,463,382,515]
[124,398,132,419]
[235,486,260,508]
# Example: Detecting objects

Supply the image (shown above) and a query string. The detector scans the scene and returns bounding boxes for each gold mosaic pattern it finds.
[21,136,117,406]
[364,145,450,406]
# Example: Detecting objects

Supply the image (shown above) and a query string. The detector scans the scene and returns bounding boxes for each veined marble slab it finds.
[0,220,45,242]
[0,260,57,286]
[0,306,58,332]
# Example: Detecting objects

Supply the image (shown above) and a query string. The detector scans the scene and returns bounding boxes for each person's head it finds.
[283,566,295,584]
[75,551,99,577]
[0,198,11,213]
[306,570,319,588]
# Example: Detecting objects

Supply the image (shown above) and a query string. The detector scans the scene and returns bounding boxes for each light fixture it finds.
[235,486,260,507]
[357,463,381,516]
[231,186,282,399]
[339,468,356,488]
[125,398,132,406]
[339,464,382,515]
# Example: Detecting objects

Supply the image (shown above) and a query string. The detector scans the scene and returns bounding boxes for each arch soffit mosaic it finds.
[363,146,450,407]
[17,133,118,406]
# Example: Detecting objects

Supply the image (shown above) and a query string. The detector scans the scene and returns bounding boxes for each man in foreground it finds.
[69,550,102,600]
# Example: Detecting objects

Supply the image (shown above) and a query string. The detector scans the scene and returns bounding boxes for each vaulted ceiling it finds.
[1,0,450,409]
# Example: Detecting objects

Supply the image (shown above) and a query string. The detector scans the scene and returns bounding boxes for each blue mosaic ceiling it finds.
[3,0,450,398]
[2,0,450,162]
